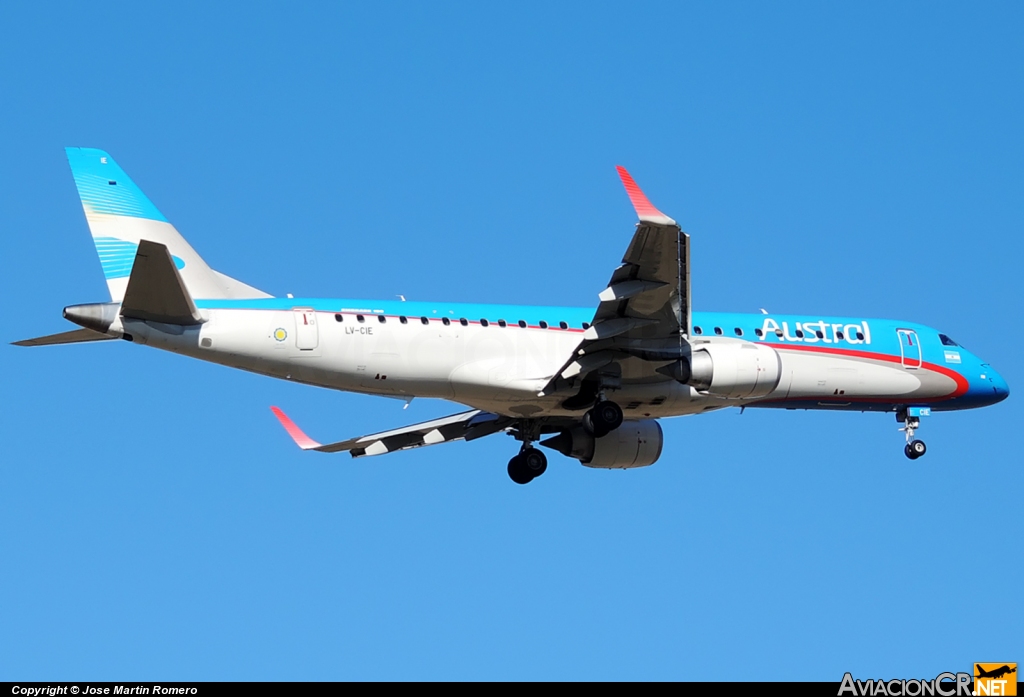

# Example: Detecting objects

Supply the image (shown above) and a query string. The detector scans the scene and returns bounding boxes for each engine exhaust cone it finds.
[63,302,119,334]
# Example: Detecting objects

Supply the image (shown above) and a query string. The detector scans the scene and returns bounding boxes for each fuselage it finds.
[113,297,1009,419]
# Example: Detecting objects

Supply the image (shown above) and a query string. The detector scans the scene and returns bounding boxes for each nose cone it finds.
[990,369,1010,403]
[970,364,1009,406]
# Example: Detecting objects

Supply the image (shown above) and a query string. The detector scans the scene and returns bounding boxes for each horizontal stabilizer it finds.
[270,407,509,457]
[12,328,116,347]
[121,239,203,325]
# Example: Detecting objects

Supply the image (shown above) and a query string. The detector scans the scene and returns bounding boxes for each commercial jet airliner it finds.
[16,149,1010,483]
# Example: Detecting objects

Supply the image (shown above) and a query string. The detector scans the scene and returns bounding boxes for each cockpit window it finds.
[939,334,960,347]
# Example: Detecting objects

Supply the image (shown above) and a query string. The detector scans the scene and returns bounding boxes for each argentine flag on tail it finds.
[65,147,269,302]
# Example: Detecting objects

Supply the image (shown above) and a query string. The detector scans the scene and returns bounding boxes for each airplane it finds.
[976,665,1016,680]
[15,148,1010,484]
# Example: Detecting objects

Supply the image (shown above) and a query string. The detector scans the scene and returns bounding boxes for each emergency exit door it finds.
[293,309,319,350]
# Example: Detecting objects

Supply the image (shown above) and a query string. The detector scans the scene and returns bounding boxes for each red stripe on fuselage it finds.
[762,342,970,401]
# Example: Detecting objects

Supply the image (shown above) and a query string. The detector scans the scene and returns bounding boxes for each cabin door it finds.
[897,329,921,369]
[293,309,319,350]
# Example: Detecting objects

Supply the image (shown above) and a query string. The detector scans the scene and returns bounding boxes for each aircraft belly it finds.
[449,327,580,400]
[762,349,959,404]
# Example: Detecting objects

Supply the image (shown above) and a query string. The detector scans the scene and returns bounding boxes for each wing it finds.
[543,167,690,395]
[271,407,512,457]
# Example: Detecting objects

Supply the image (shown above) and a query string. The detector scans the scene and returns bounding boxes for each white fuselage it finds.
[113,305,967,419]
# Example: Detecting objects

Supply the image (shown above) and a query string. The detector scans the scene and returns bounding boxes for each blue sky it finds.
[1,2,1021,680]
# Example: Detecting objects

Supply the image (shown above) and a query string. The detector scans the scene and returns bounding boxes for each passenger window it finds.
[378,315,386,323]
[442,317,451,326]
[480,319,489,327]
[420,317,429,325]
[460,318,468,326]
[498,320,507,327]
[714,327,723,335]
[335,313,344,323]
[518,320,527,328]
[734,328,743,336]
[795,329,804,338]
[357,315,365,323]
[836,331,844,340]
[856,331,865,340]
[815,330,823,339]
[399,316,408,324]
[559,321,568,329]
[693,326,702,335]
[582,322,590,330]
[754,328,763,337]
[539,321,548,329]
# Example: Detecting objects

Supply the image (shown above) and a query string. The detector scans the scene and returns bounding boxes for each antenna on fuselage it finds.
[760,308,768,314]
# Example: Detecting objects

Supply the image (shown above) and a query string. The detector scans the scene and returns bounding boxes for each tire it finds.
[584,402,621,438]
[904,444,918,460]
[582,411,609,438]
[507,455,534,484]
[522,448,547,477]
[910,440,927,458]
[593,401,623,432]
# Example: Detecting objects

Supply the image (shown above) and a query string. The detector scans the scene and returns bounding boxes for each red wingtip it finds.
[615,166,674,224]
[270,406,321,450]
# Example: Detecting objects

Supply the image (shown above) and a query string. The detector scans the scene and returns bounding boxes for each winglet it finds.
[270,406,322,450]
[616,166,677,226]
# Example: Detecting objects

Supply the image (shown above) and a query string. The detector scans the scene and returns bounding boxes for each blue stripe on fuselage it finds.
[193,299,934,361]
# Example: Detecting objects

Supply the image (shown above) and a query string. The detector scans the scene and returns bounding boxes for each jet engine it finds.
[541,420,663,469]
[659,342,782,399]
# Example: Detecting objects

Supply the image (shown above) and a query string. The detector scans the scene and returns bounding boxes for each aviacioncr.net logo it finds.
[974,664,1017,696]
[838,672,973,696]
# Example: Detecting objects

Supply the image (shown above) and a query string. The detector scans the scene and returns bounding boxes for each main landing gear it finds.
[898,407,929,460]
[507,446,548,485]
[582,400,623,438]
[506,419,549,484]
[505,401,623,484]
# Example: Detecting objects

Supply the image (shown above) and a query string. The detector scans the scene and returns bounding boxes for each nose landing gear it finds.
[905,440,927,459]
[898,407,930,460]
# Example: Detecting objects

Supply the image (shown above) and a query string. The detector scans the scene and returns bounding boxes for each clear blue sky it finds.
[1,2,1020,681]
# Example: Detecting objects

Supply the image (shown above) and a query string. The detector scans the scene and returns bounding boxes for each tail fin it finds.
[65,147,270,302]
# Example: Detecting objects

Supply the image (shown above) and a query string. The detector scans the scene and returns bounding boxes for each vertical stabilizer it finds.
[65,147,270,302]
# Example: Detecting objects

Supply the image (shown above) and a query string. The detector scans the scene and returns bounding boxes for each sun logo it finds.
[273,328,288,342]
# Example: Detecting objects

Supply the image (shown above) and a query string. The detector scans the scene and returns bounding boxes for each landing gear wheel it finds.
[507,455,533,484]
[898,412,928,460]
[583,401,623,438]
[582,411,603,437]
[522,448,547,477]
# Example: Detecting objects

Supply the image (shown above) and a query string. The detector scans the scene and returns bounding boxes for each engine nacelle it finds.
[662,342,781,399]
[540,420,663,469]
